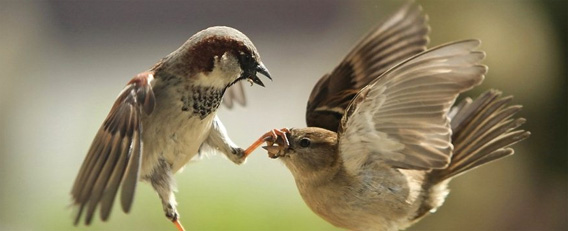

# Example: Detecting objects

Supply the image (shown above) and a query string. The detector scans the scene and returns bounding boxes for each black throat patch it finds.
[181,86,224,119]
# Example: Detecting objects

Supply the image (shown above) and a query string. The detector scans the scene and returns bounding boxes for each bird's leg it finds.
[173,220,185,231]
[204,116,248,164]
[204,116,289,161]
[243,128,290,158]
[147,159,184,231]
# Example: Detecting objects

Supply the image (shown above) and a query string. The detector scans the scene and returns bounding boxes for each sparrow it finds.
[70,26,271,230]
[243,3,530,231]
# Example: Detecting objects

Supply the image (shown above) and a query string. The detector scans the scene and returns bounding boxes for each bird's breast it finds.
[180,85,224,119]
[140,80,222,175]
[294,166,421,230]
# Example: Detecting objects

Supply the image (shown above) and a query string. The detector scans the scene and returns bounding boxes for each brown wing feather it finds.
[338,40,486,173]
[71,72,155,225]
[306,1,430,131]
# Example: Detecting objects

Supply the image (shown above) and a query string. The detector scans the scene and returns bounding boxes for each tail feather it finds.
[452,107,524,168]
[411,90,530,222]
[431,89,530,182]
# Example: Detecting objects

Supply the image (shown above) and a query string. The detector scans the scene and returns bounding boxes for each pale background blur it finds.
[0,0,566,230]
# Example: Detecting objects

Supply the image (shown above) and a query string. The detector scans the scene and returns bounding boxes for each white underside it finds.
[142,110,215,174]
[139,52,242,175]
[140,81,217,175]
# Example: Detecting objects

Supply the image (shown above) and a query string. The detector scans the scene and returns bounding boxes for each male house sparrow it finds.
[244,3,530,231]
[70,26,271,230]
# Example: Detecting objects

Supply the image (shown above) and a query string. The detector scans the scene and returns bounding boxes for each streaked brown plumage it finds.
[71,26,271,229]
[244,2,530,230]
[306,2,429,131]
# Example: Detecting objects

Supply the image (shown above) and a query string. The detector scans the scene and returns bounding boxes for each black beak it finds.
[256,62,271,80]
[247,62,271,87]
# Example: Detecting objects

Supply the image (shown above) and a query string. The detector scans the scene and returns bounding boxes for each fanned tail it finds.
[411,90,531,222]
[431,89,531,183]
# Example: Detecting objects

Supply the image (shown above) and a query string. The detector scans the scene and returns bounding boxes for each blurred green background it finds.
[0,0,565,230]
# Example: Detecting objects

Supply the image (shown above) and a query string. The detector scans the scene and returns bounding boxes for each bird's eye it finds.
[299,138,311,148]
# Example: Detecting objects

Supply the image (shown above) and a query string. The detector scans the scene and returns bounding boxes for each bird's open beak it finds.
[262,129,290,159]
[262,145,287,159]
[247,62,271,87]
[242,128,290,159]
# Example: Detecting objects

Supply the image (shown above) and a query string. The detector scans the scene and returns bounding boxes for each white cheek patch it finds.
[193,53,243,88]
[219,53,242,73]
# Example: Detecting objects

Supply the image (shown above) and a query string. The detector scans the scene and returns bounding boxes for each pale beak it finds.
[262,145,286,159]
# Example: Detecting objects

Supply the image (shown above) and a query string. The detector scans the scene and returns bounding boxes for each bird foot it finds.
[165,210,178,221]
[226,147,246,164]
[164,204,185,231]
[167,210,185,231]
[243,128,290,158]
[262,128,291,158]
[172,219,185,231]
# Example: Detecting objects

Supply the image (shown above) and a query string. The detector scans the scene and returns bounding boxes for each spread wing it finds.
[71,72,156,225]
[222,81,247,108]
[338,40,486,175]
[306,1,430,131]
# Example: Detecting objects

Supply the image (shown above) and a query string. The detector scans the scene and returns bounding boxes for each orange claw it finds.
[173,219,185,231]
[243,128,290,158]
